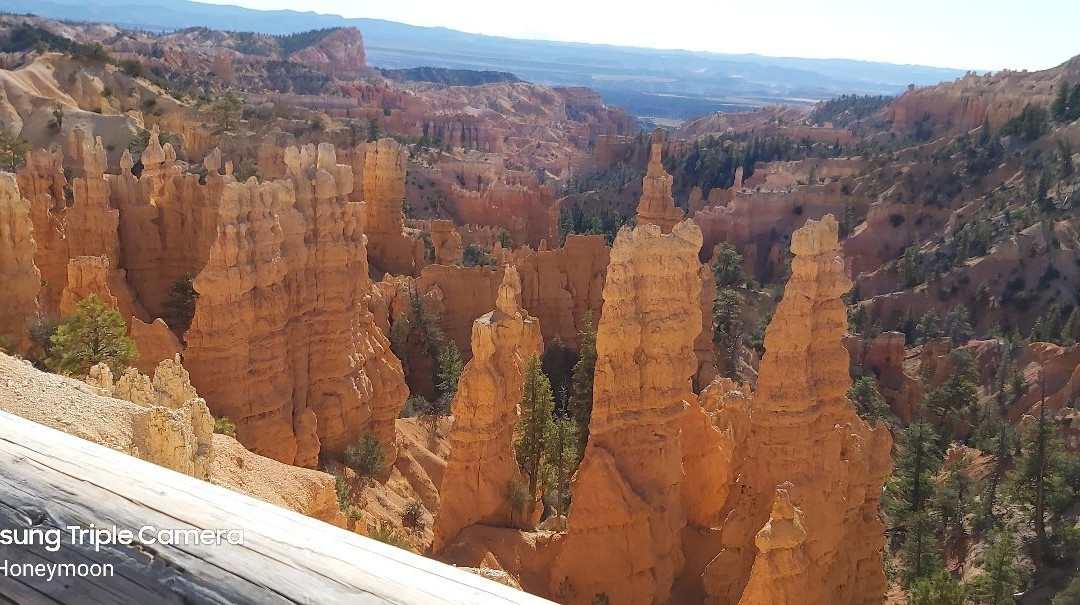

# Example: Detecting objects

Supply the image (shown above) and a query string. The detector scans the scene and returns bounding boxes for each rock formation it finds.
[736,488,810,605]
[551,221,717,604]
[695,264,719,390]
[702,215,893,604]
[360,138,425,275]
[59,255,118,315]
[111,143,225,321]
[15,149,67,313]
[129,317,183,375]
[635,130,683,233]
[0,352,213,479]
[1,350,343,526]
[0,173,41,349]
[429,219,464,265]
[184,143,407,467]
[286,27,367,78]
[415,265,506,359]
[210,434,347,528]
[516,234,609,348]
[431,268,543,553]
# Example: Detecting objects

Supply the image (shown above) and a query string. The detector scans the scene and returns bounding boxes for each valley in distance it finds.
[0,5,1078,605]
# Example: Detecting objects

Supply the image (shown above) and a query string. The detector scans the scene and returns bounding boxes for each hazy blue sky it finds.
[196,0,1078,71]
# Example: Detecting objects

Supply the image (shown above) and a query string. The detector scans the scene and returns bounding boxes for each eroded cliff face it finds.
[551,221,717,605]
[184,143,407,467]
[517,234,609,349]
[431,268,543,553]
[703,215,893,604]
[286,27,367,78]
[15,149,67,313]
[111,134,225,321]
[0,173,40,350]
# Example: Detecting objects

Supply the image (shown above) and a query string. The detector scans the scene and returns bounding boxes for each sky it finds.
[194,0,1080,72]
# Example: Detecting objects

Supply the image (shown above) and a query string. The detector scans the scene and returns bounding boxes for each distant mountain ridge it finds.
[3,0,968,117]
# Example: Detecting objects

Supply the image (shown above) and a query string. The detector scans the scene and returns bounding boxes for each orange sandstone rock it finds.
[129,317,182,376]
[516,234,609,348]
[60,255,118,315]
[635,130,683,233]
[185,143,407,467]
[429,218,464,265]
[703,215,893,605]
[15,149,67,313]
[431,267,543,553]
[361,138,425,275]
[551,220,710,604]
[0,173,40,349]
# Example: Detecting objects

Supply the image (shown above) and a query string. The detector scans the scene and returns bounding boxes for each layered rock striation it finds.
[0,173,41,349]
[703,215,893,604]
[516,234,609,348]
[551,221,719,604]
[360,138,425,275]
[184,143,407,467]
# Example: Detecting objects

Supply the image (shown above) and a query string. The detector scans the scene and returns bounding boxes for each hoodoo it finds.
[432,267,544,552]
[703,215,893,604]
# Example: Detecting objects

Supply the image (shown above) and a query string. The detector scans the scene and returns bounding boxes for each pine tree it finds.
[545,415,579,520]
[889,421,945,584]
[907,569,965,605]
[924,349,979,429]
[515,355,555,498]
[163,273,198,334]
[848,376,891,424]
[901,511,943,586]
[981,341,1015,527]
[435,342,463,411]
[1059,140,1074,177]
[944,306,973,346]
[933,467,973,540]
[0,129,29,172]
[1053,84,1070,122]
[1053,575,1080,604]
[966,527,1023,604]
[901,242,922,288]
[916,310,941,345]
[714,288,742,378]
[568,312,597,452]
[211,91,243,135]
[46,295,138,377]
[712,244,745,288]
[1062,307,1080,346]
[1009,369,1077,566]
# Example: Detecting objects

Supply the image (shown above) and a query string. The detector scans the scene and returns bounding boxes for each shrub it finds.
[119,59,144,78]
[402,500,423,528]
[399,395,432,418]
[506,478,531,525]
[343,433,387,478]
[462,244,497,267]
[27,314,61,365]
[367,520,411,550]
[213,417,236,437]
[333,473,349,511]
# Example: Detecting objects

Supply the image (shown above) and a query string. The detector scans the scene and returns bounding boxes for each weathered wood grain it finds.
[0,410,551,604]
